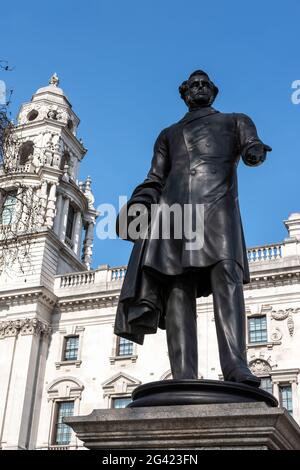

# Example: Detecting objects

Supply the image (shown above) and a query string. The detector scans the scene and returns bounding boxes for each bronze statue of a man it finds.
[115,70,271,386]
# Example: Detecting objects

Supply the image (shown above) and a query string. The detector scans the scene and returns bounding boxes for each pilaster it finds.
[0,318,51,450]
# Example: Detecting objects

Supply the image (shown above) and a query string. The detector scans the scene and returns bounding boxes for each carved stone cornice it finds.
[57,294,119,312]
[0,318,51,339]
[0,288,56,307]
[246,271,300,290]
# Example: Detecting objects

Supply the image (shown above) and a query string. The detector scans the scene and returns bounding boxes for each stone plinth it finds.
[65,402,300,450]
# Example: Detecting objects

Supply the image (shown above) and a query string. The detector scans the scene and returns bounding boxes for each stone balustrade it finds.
[55,265,127,295]
[0,163,33,174]
[247,243,283,263]
[59,271,95,288]
[54,240,296,296]
[110,266,127,281]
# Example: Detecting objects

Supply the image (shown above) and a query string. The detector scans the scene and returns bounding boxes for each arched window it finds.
[67,119,74,131]
[102,372,141,409]
[60,151,70,170]
[47,377,84,449]
[66,204,75,241]
[0,191,17,225]
[53,401,74,445]
[18,141,34,165]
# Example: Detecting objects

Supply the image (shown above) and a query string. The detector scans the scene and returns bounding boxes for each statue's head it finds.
[179,70,218,109]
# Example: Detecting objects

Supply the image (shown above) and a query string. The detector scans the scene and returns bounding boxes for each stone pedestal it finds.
[65,402,300,450]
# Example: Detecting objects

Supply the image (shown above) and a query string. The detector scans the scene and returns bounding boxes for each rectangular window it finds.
[66,204,75,240]
[117,337,133,356]
[260,377,273,395]
[0,192,17,225]
[279,385,293,415]
[53,401,74,445]
[112,397,132,409]
[248,315,267,343]
[63,336,79,361]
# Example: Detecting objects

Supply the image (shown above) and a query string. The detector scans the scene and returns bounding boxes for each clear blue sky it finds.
[2,0,300,268]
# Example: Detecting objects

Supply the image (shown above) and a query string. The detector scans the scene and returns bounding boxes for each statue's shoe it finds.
[226,367,261,388]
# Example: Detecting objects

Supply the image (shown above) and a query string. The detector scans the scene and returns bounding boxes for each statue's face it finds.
[185,74,214,108]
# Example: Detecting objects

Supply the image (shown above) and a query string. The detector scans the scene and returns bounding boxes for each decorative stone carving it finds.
[45,183,57,228]
[0,318,51,339]
[47,108,58,120]
[83,221,95,269]
[0,319,24,338]
[271,307,300,321]
[271,327,283,342]
[271,307,299,337]
[20,318,51,336]
[47,377,84,400]
[249,359,272,376]
[271,309,290,321]
[84,176,95,209]
[59,109,70,125]
[287,313,294,336]
[49,73,59,87]
[102,372,141,398]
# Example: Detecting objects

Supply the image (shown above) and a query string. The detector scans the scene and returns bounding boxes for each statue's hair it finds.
[179,70,219,103]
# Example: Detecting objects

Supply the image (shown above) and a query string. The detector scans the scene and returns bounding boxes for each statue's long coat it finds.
[114,106,264,344]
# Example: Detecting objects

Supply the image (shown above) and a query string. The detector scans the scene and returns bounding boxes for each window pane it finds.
[54,401,74,445]
[66,205,75,240]
[63,336,79,361]
[260,377,273,394]
[117,337,133,356]
[112,397,132,408]
[18,141,34,165]
[1,193,17,225]
[280,385,293,414]
[248,316,267,343]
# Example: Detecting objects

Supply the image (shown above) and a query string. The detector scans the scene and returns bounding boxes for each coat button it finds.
[205,143,211,147]
[211,169,217,173]
[190,169,196,176]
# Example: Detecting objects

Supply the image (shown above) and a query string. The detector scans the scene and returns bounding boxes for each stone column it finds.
[272,381,280,401]
[20,187,33,230]
[73,211,83,256]
[15,187,24,230]
[45,183,57,228]
[53,193,63,235]
[0,319,51,450]
[83,222,94,269]
[59,197,70,242]
[0,324,20,448]
[28,331,52,449]
[291,381,299,423]
[38,181,48,227]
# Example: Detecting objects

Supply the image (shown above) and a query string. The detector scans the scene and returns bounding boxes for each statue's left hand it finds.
[245,143,272,166]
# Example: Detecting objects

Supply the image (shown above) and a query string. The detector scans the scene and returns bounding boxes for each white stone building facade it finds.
[1,78,300,449]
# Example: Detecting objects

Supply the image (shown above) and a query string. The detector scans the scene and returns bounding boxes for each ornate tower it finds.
[0,73,98,289]
[0,75,98,449]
